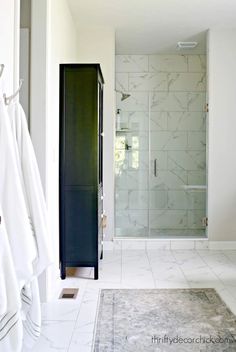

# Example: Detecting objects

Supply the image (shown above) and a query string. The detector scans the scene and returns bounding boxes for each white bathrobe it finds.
[8,102,52,276]
[0,206,23,352]
[20,278,41,349]
[8,102,53,349]
[0,99,37,289]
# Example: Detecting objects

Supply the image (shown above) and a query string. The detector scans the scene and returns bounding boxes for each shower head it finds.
[116,90,131,101]
[121,93,131,101]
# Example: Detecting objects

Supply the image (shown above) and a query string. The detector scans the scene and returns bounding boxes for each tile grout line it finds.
[195,249,236,301]
[170,249,191,288]
[66,280,90,352]
[145,245,157,288]
[121,245,124,287]
[90,288,103,352]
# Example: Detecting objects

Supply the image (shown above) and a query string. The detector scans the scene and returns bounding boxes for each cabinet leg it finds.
[94,265,98,280]
[60,265,66,280]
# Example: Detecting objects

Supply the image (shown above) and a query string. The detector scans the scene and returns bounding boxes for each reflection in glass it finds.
[131,150,139,169]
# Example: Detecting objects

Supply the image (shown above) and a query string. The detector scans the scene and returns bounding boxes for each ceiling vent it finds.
[177,41,198,49]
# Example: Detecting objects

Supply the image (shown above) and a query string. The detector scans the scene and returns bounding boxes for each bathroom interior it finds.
[18,0,208,244]
[114,40,207,239]
[3,1,236,350]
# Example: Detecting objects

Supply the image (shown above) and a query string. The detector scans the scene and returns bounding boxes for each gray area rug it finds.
[94,289,236,351]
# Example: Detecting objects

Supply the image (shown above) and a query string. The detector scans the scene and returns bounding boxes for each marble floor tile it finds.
[222,285,236,299]
[31,320,76,352]
[121,276,155,288]
[156,281,190,288]
[56,276,89,292]
[146,240,171,250]
[153,264,189,289]
[171,240,195,250]
[41,301,81,321]
[99,260,122,283]
[122,249,148,258]
[147,249,175,260]
[31,248,236,352]
[86,281,122,289]
[172,250,208,272]
[216,288,236,315]
[197,250,232,267]
[185,270,225,289]
[214,268,236,287]
[75,300,98,334]
[68,332,94,352]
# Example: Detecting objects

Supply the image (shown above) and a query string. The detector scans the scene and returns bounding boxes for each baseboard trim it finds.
[209,241,236,250]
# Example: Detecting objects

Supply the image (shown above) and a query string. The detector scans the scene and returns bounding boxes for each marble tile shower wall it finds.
[115,55,206,237]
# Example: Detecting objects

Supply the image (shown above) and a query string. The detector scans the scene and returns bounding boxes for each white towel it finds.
[8,102,53,349]
[8,102,53,276]
[21,278,41,349]
[0,99,37,289]
[0,205,23,352]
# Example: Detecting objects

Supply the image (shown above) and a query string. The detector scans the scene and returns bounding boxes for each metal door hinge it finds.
[202,217,208,227]
[204,103,209,112]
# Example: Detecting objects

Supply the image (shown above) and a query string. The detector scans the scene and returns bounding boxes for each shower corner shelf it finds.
[182,185,207,191]
[116,129,130,132]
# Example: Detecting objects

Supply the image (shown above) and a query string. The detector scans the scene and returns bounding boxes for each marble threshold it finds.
[104,239,236,251]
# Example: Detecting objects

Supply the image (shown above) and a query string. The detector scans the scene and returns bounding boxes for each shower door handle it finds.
[154,159,158,177]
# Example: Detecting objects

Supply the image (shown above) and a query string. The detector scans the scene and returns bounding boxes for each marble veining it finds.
[115,54,206,237]
[116,55,149,72]
[149,54,188,72]
[30,248,236,352]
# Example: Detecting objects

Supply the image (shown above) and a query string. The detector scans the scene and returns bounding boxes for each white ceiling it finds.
[68,0,236,54]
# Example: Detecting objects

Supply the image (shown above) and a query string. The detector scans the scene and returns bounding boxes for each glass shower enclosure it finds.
[115,54,207,238]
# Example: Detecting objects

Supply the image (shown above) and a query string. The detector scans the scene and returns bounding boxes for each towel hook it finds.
[0,64,4,79]
[3,79,24,105]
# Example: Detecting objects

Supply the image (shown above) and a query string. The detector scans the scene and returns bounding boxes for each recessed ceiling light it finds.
[177,41,198,49]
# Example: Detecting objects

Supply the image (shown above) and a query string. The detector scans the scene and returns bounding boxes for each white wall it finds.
[207,29,236,241]
[20,0,31,123]
[76,27,116,241]
[31,0,78,300]
[31,0,48,192]
[30,4,115,300]
[20,0,31,28]
[20,28,30,121]
[0,0,19,93]
[46,0,78,297]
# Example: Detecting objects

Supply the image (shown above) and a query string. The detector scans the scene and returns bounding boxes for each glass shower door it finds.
[115,109,149,237]
[149,96,207,238]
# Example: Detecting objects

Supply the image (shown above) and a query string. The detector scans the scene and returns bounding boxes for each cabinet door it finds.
[63,67,98,186]
[64,189,98,263]
[97,82,103,185]
[98,186,103,255]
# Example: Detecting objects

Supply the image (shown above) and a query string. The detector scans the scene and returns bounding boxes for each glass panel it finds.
[115,108,149,237]
[149,106,207,238]
[115,54,207,239]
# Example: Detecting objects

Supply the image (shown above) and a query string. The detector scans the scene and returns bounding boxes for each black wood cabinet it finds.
[59,64,104,280]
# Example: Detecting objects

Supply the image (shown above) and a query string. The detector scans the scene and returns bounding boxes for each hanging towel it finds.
[0,205,23,352]
[0,99,37,289]
[21,278,41,349]
[8,102,53,349]
[8,102,53,276]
